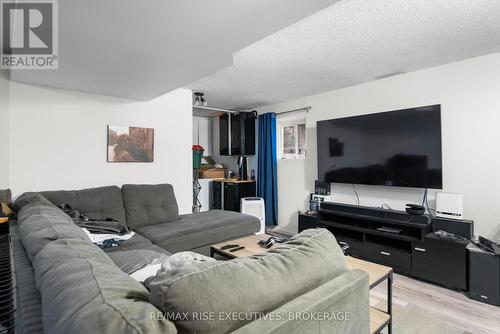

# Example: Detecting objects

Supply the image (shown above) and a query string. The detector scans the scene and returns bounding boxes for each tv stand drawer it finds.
[364,241,411,270]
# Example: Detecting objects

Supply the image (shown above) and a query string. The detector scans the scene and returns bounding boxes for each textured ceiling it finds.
[187,0,500,110]
[8,0,338,100]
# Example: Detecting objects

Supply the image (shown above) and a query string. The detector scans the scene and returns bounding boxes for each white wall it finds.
[193,116,213,157]
[8,82,193,214]
[259,53,500,238]
[0,72,9,189]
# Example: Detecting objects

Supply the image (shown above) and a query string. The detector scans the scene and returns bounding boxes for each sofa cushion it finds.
[41,186,126,225]
[103,233,170,255]
[122,184,179,228]
[136,210,260,253]
[32,239,176,334]
[146,228,348,334]
[33,239,115,278]
[13,192,53,211]
[15,194,90,261]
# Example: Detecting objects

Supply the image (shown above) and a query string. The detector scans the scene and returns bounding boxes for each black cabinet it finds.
[219,112,256,156]
[365,236,412,272]
[411,235,468,290]
[219,113,230,155]
[213,181,256,212]
[230,114,241,155]
[298,214,321,230]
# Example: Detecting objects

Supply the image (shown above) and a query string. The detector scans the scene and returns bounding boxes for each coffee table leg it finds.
[387,271,393,334]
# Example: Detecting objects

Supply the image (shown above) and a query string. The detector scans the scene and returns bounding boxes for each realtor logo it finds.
[1,0,58,69]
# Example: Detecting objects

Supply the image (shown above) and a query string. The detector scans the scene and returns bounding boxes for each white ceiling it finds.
[187,0,500,110]
[8,0,339,100]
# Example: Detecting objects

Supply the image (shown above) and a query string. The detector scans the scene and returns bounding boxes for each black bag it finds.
[58,204,131,235]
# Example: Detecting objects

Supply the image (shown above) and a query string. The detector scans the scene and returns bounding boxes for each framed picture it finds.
[107,125,154,162]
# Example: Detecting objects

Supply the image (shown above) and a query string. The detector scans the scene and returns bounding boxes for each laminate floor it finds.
[371,274,500,334]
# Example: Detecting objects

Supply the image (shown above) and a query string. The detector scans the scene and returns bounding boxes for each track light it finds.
[194,92,208,107]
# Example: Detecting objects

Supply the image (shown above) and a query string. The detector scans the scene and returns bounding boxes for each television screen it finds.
[317,105,442,189]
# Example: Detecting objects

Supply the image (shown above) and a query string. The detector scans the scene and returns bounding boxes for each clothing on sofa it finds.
[82,228,135,249]
[58,203,131,235]
[130,263,163,282]
[82,229,135,243]
[107,249,169,277]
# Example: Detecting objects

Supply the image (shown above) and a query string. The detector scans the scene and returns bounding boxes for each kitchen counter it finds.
[211,178,256,184]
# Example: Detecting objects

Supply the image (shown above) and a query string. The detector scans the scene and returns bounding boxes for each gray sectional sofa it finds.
[39,184,260,255]
[8,184,370,334]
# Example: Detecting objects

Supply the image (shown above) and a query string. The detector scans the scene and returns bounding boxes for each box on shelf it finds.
[202,168,226,179]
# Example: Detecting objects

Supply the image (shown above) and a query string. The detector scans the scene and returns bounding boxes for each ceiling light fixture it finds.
[193,92,208,107]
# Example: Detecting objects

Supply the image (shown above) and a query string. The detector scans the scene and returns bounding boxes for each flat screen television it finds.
[317,105,442,189]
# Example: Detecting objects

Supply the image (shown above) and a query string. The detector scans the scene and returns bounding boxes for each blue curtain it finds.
[257,113,278,226]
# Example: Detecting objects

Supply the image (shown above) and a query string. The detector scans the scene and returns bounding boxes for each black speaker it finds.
[468,243,500,306]
[432,217,474,240]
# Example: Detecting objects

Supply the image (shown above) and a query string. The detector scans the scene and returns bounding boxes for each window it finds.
[278,119,307,159]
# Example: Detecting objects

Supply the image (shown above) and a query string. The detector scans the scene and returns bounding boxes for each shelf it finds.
[319,208,430,228]
[370,307,390,334]
[318,219,422,243]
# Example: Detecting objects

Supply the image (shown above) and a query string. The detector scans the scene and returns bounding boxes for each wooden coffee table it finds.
[210,234,275,258]
[347,256,393,334]
[210,233,393,334]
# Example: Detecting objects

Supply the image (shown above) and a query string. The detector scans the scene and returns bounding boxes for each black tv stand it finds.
[299,202,471,291]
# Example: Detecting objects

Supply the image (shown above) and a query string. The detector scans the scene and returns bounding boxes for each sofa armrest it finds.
[230,269,370,334]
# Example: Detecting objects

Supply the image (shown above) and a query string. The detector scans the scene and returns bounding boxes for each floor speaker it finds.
[468,243,500,306]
